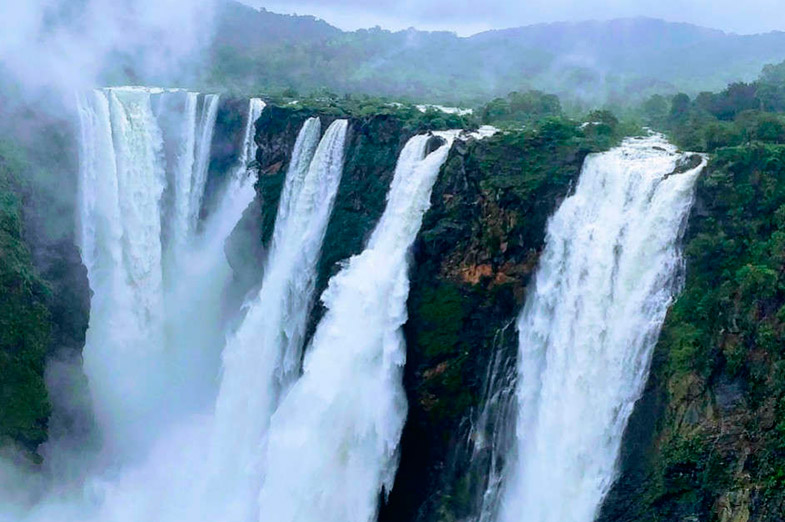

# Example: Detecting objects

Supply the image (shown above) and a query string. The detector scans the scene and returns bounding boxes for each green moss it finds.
[384,117,612,522]
[413,284,467,359]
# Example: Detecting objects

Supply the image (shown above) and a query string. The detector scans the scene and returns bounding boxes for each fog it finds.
[0,1,783,521]
[0,2,227,521]
[253,0,784,35]
[0,0,216,96]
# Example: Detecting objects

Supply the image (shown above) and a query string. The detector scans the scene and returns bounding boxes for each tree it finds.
[670,93,691,121]
[759,60,785,112]
[642,94,669,126]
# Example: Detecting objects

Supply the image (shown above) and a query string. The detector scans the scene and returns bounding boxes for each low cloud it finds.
[253,0,785,36]
[0,0,217,98]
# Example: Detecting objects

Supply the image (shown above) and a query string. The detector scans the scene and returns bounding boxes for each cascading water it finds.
[190,94,221,230]
[472,323,519,522]
[208,118,347,522]
[164,97,265,411]
[46,91,269,522]
[197,97,266,256]
[75,86,224,454]
[496,135,706,522]
[257,131,457,522]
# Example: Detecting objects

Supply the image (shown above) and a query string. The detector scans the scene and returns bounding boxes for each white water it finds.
[76,87,225,454]
[497,135,706,522]
[473,323,518,522]
[164,97,264,411]
[257,131,457,522]
[208,117,347,522]
[78,86,169,454]
[0,90,270,522]
[201,97,266,249]
[191,94,221,228]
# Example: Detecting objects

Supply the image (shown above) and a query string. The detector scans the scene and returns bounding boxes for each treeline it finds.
[638,60,785,151]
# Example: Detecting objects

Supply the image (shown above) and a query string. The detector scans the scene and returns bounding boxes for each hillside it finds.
[207,1,785,106]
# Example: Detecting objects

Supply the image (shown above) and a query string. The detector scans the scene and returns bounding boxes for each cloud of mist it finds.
[0,2,224,520]
[0,0,217,98]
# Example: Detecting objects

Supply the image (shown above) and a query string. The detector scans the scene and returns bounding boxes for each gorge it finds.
[2,63,785,522]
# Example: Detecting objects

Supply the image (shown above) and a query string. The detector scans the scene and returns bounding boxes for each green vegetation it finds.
[0,141,52,455]
[263,92,477,132]
[207,2,785,108]
[385,115,630,521]
[637,60,785,153]
[605,142,785,520]
[479,90,562,127]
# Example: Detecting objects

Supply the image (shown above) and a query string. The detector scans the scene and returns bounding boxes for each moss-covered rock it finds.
[0,134,90,460]
[224,102,624,520]
[381,124,610,521]
[230,103,445,332]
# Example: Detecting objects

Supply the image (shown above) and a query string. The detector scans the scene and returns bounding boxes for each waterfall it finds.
[75,86,224,455]
[165,97,265,411]
[199,97,265,251]
[208,118,347,521]
[159,90,198,261]
[257,131,457,522]
[61,91,272,521]
[496,135,706,522]
[473,323,519,522]
[190,94,221,230]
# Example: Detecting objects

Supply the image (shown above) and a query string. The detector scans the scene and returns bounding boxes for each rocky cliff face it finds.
[381,124,598,522]
[228,107,617,521]
[236,105,430,334]
[599,143,785,522]
[0,131,91,459]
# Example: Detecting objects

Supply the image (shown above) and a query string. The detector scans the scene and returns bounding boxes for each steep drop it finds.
[209,118,348,522]
[57,91,267,522]
[496,135,706,522]
[77,87,224,454]
[257,132,457,522]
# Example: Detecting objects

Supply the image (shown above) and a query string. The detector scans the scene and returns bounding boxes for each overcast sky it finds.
[243,0,785,36]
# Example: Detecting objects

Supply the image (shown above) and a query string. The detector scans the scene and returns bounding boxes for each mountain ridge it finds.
[212,1,785,105]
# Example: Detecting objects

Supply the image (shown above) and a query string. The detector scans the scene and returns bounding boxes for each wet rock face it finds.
[382,131,593,522]
[237,106,422,344]
[223,106,611,521]
[310,114,416,335]
[254,106,321,176]
[203,97,251,219]
[425,135,447,156]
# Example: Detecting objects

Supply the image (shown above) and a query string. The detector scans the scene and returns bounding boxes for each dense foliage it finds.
[0,142,52,455]
[639,60,785,153]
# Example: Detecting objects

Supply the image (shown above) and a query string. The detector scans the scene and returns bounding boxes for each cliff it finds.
[236,104,617,521]
[600,143,785,521]
[0,136,90,459]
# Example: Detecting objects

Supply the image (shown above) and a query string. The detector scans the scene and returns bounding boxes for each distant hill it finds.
[207,1,785,106]
[213,2,341,50]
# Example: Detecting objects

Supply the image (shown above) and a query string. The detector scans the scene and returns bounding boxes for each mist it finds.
[0,2,227,521]
[0,0,216,95]
[1,1,784,521]
[252,0,784,35]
